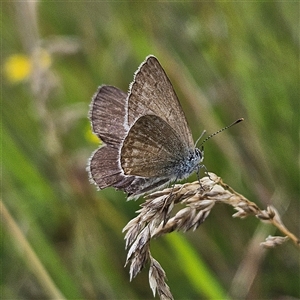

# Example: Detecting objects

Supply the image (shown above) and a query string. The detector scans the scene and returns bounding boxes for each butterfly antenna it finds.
[194,130,206,147]
[197,118,244,147]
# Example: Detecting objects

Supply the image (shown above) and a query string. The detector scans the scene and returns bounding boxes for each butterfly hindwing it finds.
[121,114,190,177]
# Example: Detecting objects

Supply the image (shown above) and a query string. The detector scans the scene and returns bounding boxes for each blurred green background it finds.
[2,2,299,299]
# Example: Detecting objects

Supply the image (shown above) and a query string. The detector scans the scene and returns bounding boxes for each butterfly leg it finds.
[160,177,179,225]
[196,164,212,191]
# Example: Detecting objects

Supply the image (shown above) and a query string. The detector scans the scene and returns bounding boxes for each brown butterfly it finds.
[88,55,204,199]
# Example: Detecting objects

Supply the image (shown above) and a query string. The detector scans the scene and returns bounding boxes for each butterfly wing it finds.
[88,86,134,189]
[127,55,194,149]
[121,114,190,178]
[89,85,128,146]
[88,86,171,197]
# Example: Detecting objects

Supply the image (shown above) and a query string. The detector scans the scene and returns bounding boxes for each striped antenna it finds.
[196,118,244,147]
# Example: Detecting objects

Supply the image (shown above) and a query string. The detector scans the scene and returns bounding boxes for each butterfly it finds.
[88,55,204,199]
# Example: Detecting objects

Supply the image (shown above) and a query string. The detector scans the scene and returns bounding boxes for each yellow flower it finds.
[4,54,31,83]
[4,49,52,84]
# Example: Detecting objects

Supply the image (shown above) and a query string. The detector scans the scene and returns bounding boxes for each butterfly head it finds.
[195,147,204,162]
[174,147,204,180]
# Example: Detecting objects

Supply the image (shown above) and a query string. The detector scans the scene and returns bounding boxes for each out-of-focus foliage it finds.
[2,2,299,299]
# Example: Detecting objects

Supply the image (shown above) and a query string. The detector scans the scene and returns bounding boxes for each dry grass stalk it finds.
[123,172,299,300]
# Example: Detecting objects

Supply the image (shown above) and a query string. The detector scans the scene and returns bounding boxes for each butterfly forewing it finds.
[127,56,194,149]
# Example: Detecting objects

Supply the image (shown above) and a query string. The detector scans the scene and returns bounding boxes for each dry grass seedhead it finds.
[149,257,173,300]
[123,173,299,300]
